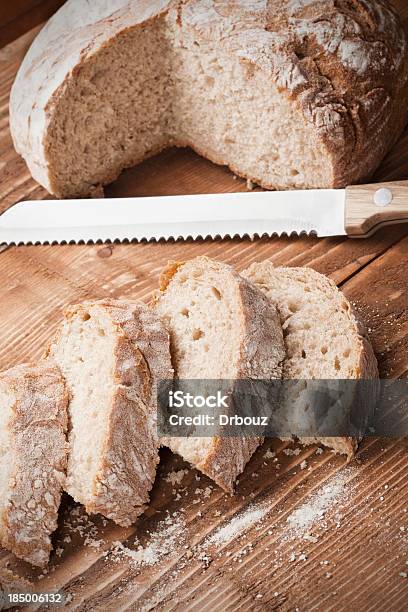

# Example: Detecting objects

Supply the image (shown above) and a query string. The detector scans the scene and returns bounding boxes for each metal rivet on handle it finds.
[373,187,393,207]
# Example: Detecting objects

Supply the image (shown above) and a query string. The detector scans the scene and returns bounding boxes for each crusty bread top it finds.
[0,363,68,568]
[10,0,408,193]
[0,363,68,430]
[180,0,408,186]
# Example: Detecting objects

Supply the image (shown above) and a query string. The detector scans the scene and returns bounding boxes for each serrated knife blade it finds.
[0,189,347,246]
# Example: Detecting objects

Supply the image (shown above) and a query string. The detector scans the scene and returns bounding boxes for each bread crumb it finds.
[246,179,254,190]
[300,460,308,470]
[63,507,105,551]
[303,534,319,543]
[198,553,212,568]
[283,448,301,456]
[164,469,188,486]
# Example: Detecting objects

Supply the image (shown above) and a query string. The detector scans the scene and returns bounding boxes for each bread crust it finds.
[178,0,408,188]
[0,363,68,568]
[155,257,285,492]
[243,262,379,458]
[46,299,173,526]
[9,0,408,197]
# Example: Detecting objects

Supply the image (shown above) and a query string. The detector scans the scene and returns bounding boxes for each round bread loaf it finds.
[10,0,408,198]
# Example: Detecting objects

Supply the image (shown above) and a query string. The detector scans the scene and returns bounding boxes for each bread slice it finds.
[0,363,68,568]
[154,257,285,491]
[243,263,379,456]
[45,299,173,526]
[10,1,408,198]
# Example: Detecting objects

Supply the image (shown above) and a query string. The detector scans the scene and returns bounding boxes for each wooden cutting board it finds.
[0,4,407,611]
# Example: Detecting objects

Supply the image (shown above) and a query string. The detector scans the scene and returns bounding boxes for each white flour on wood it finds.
[205,503,270,547]
[111,514,186,568]
[285,470,352,539]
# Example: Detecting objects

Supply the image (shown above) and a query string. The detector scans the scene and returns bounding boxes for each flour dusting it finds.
[285,471,352,538]
[205,503,269,547]
[111,514,186,568]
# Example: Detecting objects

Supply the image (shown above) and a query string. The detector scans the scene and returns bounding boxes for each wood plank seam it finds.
[337,232,408,289]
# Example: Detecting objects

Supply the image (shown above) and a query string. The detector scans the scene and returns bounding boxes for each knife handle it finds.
[346,180,408,237]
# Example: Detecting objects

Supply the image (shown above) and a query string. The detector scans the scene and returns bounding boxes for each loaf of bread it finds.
[45,299,173,526]
[154,257,285,491]
[243,262,379,456]
[10,0,408,198]
[0,363,68,568]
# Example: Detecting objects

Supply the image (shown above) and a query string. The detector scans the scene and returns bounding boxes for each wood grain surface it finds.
[0,1,64,49]
[0,3,407,611]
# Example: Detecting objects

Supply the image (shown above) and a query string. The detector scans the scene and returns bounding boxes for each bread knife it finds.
[1,181,407,245]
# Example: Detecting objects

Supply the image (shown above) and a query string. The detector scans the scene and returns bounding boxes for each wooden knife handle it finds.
[346,180,408,237]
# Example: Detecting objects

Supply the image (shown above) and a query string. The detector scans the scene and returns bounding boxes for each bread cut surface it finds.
[154,257,285,491]
[10,0,408,197]
[243,262,379,456]
[0,363,68,568]
[46,299,173,526]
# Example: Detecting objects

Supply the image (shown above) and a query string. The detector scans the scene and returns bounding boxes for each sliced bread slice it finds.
[243,262,379,456]
[154,257,285,491]
[45,299,173,526]
[0,363,68,568]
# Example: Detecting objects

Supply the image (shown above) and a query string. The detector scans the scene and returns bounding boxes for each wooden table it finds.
[0,4,407,611]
